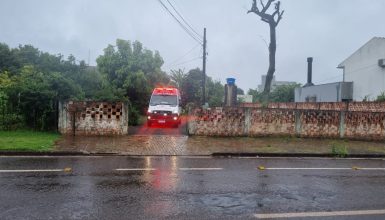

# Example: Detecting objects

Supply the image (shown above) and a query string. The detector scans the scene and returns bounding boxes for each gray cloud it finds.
[1,0,384,91]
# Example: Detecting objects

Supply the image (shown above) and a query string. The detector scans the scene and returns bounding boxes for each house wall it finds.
[341,38,385,101]
[295,82,353,102]
[58,101,129,135]
[188,102,385,141]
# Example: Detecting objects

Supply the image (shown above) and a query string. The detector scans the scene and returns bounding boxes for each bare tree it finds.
[248,0,284,100]
[170,68,186,88]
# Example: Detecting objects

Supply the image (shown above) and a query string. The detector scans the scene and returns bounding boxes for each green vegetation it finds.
[248,83,301,103]
[0,130,59,151]
[1,40,226,130]
[376,92,385,101]
[0,43,99,130]
[331,142,348,158]
[171,68,225,108]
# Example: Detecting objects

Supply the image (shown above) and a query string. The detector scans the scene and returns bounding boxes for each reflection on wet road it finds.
[1,156,385,219]
[128,115,188,136]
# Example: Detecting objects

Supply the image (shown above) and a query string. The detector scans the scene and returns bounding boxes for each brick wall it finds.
[299,111,340,138]
[344,112,385,140]
[239,101,385,112]
[189,102,385,140]
[58,101,129,135]
[348,102,385,112]
[249,109,296,136]
[190,108,245,136]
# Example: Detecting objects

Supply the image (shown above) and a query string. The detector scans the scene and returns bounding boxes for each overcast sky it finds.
[1,0,384,91]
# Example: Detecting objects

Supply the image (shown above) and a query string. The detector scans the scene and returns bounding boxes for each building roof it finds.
[337,37,385,69]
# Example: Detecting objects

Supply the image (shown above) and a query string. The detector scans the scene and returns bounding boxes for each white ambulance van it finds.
[147,87,181,127]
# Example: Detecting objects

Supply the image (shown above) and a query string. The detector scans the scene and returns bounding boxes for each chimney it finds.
[304,57,314,87]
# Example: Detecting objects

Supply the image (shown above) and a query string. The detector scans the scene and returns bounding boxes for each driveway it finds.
[127,115,188,136]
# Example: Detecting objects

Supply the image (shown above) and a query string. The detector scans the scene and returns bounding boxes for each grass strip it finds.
[0,130,60,152]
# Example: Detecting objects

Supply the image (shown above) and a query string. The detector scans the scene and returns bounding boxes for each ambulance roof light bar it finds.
[153,87,178,95]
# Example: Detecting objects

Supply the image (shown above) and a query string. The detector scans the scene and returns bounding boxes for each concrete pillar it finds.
[339,111,345,138]
[244,108,251,136]
[224,84,237,107]
[187,106,195,135]
[295,110,302,137]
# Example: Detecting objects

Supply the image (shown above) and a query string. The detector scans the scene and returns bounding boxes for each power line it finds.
[158,0,202,44]
[165,0,202,41]
[164,43,201,68]
[168,56,202,68]
[158,0,203,45]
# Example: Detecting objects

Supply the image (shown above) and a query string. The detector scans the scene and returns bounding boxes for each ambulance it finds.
[147,87,181,127]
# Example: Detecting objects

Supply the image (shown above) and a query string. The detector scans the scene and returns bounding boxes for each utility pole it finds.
[202,28,207,106]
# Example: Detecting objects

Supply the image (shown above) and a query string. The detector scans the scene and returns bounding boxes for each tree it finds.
[0,43,90,130]
[12,45,90,130]
[96,39,170,121]
[247,88,263,102]
[269,84,300,102]
[179,68,225,108]
[0,43,19,73]
[248,83,300,103]
[237,87,245,95]
[0,72,13,129]
[0,40,173,129]
[376,92,385,101]
[207,78,224,107]
[180,68,202,107]
[248,0,284,100]
[169,68,186,88]
[10,66,83,130]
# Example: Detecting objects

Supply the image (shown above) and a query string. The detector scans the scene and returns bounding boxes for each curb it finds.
[211,152,385,158]
[1,151,385,158]
[0,151,89,156]
[0,151,106,156]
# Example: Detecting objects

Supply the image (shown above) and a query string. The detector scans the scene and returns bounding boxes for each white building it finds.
[258,75,297,92]
[237,94,253,103]
[295,57,353,102]
[338,37,385,101]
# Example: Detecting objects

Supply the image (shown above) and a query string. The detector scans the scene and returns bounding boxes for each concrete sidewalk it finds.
[54,135,385,156]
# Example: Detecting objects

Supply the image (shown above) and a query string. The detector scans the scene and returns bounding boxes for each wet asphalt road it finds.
[1,156,385,220]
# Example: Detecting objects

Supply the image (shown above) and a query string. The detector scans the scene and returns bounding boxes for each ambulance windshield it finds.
[150,95,178,106]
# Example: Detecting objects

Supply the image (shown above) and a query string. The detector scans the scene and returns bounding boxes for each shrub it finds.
[376,92,385,101]
[1,113,25,130]
[128,105,140,126]
[331,143,348,158]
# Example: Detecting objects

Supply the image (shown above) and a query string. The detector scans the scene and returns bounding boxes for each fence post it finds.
[339,111,345,138]
[244,108,251,136]
[295,110,302,137]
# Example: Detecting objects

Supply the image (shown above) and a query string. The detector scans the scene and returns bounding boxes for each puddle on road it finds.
[55,131,385,155]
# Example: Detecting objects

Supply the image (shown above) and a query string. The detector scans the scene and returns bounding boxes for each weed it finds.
[283,136,296,143]
[331,142,348,158]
